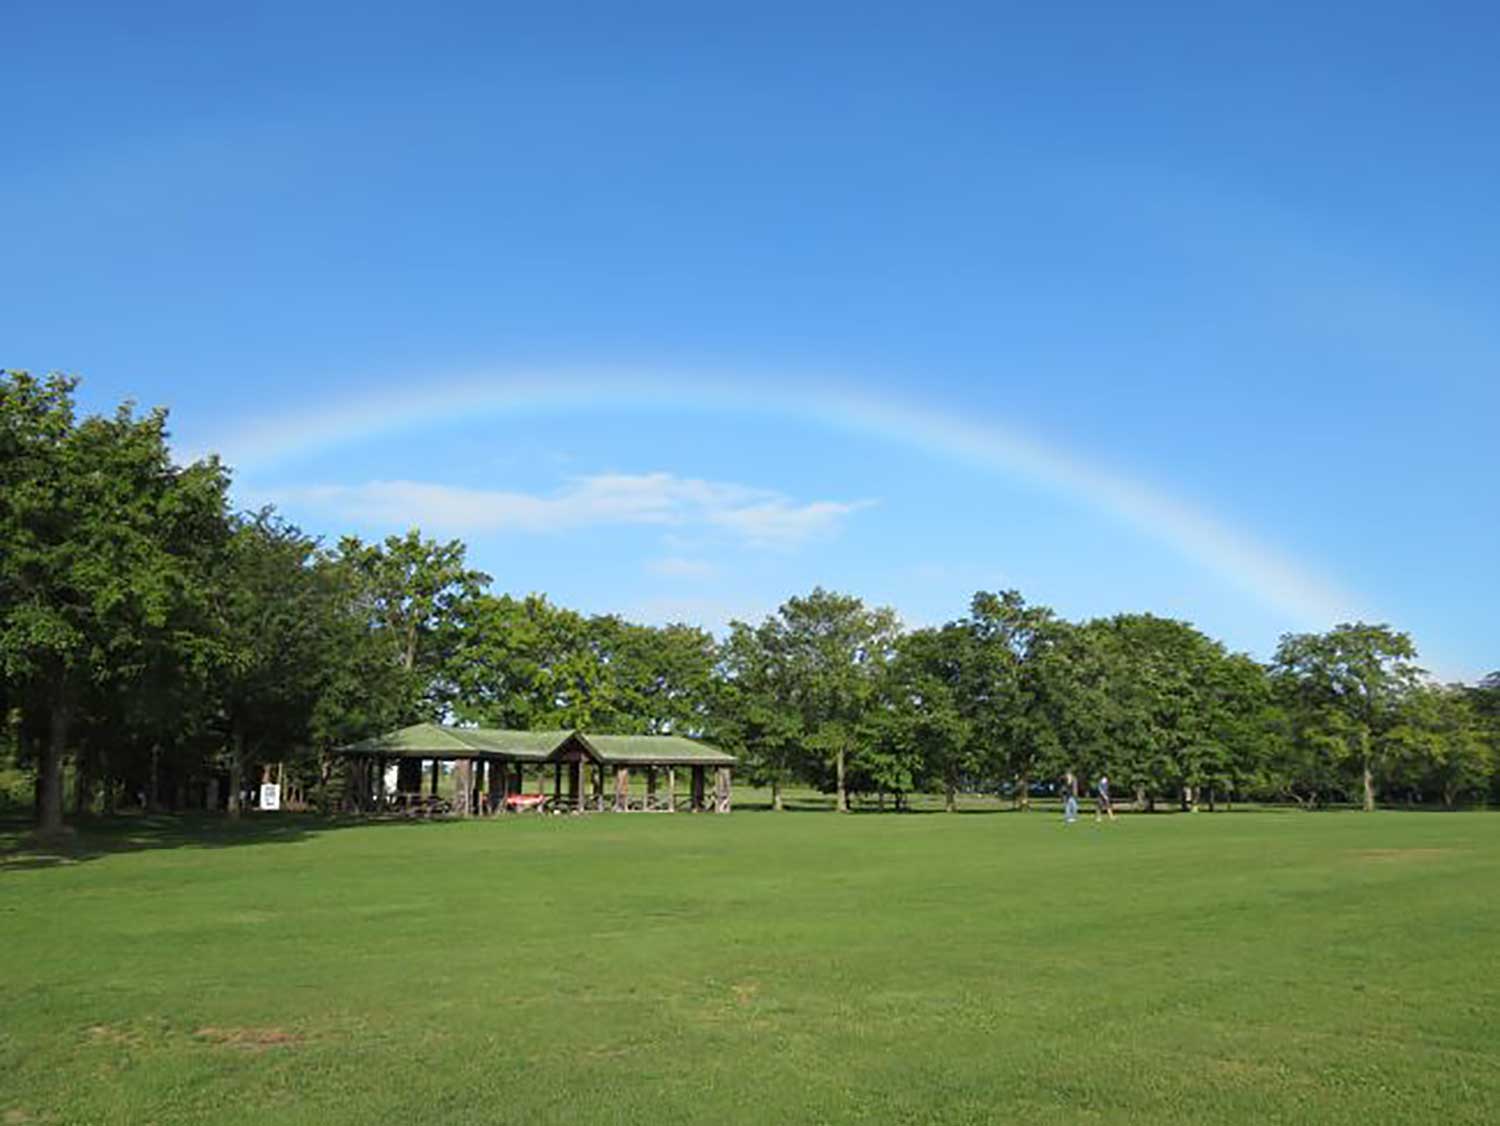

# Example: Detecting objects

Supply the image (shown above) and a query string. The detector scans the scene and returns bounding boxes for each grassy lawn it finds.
[3,806,1498,1124]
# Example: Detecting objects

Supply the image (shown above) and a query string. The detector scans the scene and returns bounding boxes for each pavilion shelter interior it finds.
[341,723,736,814]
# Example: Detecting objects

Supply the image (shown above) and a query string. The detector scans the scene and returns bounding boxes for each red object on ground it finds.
[504,793,548,810]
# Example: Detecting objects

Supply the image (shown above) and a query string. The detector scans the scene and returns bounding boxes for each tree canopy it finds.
[3,371,1496,828]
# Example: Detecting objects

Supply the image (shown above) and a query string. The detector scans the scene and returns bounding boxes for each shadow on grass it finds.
[7,799,1482,869]
[0,811,443,871]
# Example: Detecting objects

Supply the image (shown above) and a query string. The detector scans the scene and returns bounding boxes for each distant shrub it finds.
[0,766,33,813]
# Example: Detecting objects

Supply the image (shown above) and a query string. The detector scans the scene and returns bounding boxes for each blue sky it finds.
[5,1,1497,680]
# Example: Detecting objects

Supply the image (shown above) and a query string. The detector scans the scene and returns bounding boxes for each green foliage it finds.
[865,625,970,808]
[709,618,805,806]
[728,588,899,811]
[2,370,1494,826]
[1272,623,1424,810]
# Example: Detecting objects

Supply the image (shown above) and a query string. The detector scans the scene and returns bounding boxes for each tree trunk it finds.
[227,728,246,820]
[944,778,956,813]
[835,748,848,813]
[37,696,69,838]
[148,745,162,811]
[1135,784,1147,812]
[74,749,92,817]
[1362,763,1375,812]
[771,778,783,812]
[1018,773,1030,811]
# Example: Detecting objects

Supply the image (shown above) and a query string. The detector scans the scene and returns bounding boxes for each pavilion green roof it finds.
[342,724,734,766]
[572,733,737,766]
[342,723,567,760]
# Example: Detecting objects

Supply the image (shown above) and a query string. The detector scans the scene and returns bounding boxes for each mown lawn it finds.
[2,806,1497,1124]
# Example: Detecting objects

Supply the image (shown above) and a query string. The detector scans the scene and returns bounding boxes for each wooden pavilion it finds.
[339,723,735,815]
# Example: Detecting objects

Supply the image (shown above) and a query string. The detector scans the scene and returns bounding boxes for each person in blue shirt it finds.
[1095,774,1116,823]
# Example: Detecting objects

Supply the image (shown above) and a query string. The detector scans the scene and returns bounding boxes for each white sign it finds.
[259,783,281,811]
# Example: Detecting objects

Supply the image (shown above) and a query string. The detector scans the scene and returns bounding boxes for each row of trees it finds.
[717,590,1500,813]
[4,372,1498,835]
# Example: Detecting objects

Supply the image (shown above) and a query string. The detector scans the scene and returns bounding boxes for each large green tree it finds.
[334,530,489,719]
[872,625,971,810]
[1272,623,1423,811]
[959,591,1069,808]
[587,617,716,735]
[711,618,804,811]
[753,588,898,812]
[0,371,229,835]
[206,512,336,817]
[448,593,603,729]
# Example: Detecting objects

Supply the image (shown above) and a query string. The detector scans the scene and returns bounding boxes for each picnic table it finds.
[393,793,452,817]
[503,793,549,813]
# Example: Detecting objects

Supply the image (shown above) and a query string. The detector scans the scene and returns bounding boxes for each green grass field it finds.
[3,804,1498,1124]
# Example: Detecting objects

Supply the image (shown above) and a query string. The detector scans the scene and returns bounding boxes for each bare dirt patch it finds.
[83,1024,141,1047]
[1351,848,1456,863]
[194,1026,301,1051]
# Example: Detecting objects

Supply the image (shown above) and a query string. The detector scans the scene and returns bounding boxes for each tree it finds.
[0,372,231,835]
[1272,624,1423,811]
[1380,684,1492,807]
[448,593,604,729]
[753,589,898,813]
[1471,674,1500,805]
[711,619,804,810]
[959,591,1068,808]
[205,512,333,818]
[335,530,489,717]
[587,617,716,735]
[873,625,971,810]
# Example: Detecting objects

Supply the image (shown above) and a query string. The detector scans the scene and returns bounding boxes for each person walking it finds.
[1062,771,1079,824]
[1095,774,1116,823]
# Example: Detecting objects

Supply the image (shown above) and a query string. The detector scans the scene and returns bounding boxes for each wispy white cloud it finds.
[273,472,871,549]
[645,556,718,578]
[624,594,770,632]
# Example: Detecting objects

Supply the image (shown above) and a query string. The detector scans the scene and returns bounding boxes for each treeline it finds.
[3,372,1498,835]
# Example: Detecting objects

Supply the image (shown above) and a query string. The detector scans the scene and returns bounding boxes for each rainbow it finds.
[210,367,1360,629]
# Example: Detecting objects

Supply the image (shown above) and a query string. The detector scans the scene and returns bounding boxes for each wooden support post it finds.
[430,758,440,797]
[488,760,504,812]
[715,767,732,813]
[453,759,472,818]
[614,766,629,812]
[667,767,676,813]
[554,762,562,805]
[647,767,657,810]
[691,765,706,812]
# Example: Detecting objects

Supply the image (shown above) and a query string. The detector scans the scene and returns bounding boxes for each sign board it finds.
[259,783,281,811]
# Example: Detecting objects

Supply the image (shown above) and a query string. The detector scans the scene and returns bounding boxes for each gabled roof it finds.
[342,724,735,766]
[342,723,568,760]
[452,728,574,761]
[571,733,737,766]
